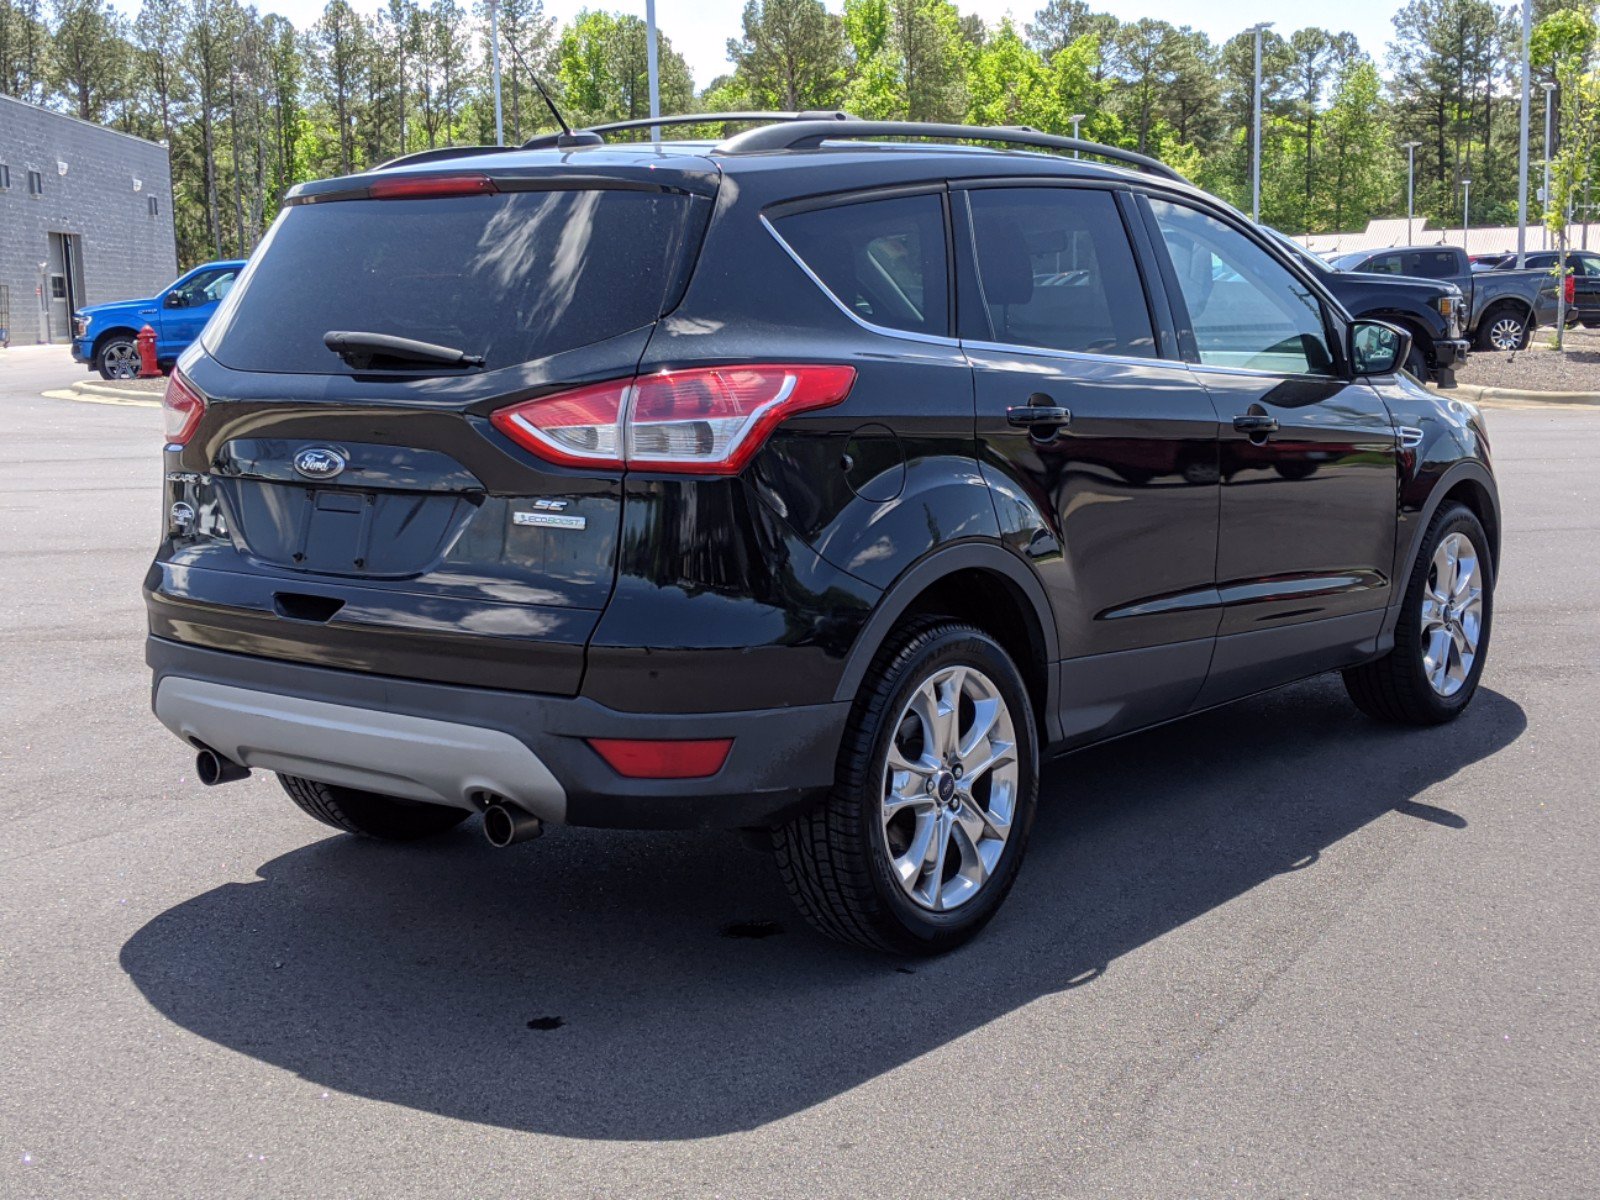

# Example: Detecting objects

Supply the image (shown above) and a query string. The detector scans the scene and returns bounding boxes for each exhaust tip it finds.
[483,801,542,848]
[195,747,250,786]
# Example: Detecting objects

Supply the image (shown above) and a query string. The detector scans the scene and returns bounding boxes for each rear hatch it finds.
[149,155,716,695]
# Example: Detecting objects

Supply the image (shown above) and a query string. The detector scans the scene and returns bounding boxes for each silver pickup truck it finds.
[1329,244,1561,352]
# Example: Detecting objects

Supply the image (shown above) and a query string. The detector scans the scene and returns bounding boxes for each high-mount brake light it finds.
[368,174,499,200]
[490,365,856,475]
[162,369,206,446]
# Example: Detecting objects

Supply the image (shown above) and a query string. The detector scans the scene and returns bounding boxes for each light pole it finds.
[1248,22,1273,224]
[489,0,504,146]
[1402,141,1422,243]
[1068,113,1085,157]
[645,0,661,141]
[1516,0,1532,266]
[1541,80,1556,249]
[1461,178,1472,251]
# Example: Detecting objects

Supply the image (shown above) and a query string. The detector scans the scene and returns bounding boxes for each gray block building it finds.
[1,95,177,346]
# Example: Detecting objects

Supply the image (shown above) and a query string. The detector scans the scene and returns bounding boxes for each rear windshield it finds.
[206,187,707,373]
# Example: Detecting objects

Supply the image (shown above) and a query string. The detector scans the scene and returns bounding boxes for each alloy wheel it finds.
[880,665,1018,912]
[102,342,139,379]
[1487,317,1525,352]
[1420,531,1484,697]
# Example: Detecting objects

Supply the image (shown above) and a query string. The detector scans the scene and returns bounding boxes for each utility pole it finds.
[1542,81,1557,250]
[1248,23,1272,224]
[1516,0,1532,266]
[489,0,504,146]
[645,0,660,142]
[1461,178,1472,251]
[1403,141,1422,243]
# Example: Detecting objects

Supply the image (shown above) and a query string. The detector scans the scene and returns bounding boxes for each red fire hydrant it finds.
[136,324,162,378]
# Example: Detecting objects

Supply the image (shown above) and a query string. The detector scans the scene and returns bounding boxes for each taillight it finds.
[368,173,498,200]
[490,364,855,475]
[1566,274,1577,305]
[162,369,206,446]
[586,738,733,779]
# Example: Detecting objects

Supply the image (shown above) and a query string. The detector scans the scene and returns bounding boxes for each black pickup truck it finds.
[1267,231,1469,384]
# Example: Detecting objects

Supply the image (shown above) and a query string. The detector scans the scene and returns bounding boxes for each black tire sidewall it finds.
[855,627,1039,950]
[1395,505,1495,720]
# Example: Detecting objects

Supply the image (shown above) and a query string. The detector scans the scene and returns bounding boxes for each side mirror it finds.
[1350,319,1412,377]
[164,292,187,309]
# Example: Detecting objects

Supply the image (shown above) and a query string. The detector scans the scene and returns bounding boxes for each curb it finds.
[1429,382,1600,406]
[76,379,166,400]
[42,387,160,409]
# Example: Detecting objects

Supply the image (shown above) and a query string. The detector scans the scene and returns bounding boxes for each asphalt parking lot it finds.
[3,347,1598,1198]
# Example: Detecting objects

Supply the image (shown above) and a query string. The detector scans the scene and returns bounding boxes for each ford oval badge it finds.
[293,447,347,480]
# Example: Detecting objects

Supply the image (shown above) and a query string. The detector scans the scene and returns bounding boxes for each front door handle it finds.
[1007,397,1072,431]
[1232,413,1279,435]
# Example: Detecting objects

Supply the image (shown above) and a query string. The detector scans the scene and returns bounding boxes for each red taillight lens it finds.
[368,174,499,200]
[162,369,205,445]
[490,379,629,469]
[1566,274,1577,304]
[491,365,855,475]
[586,738,733,779]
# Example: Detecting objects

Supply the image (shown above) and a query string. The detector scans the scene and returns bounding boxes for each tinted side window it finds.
[966,187,1155,358]
[1407,250,1460,279]
[1582,256,1600,278]
[1364,254,1404,275]
[773,194,949,337]
[1149,199,1334,376]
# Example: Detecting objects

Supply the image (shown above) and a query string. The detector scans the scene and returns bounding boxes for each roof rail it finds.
[715,120,1187,182]
[374,144,507,171]
[520,111,850,150]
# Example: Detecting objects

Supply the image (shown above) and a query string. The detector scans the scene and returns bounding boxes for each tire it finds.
[1342,502,1493,726]
[95,335,140,380]
[1475,308,1530,352]
[775,621,1039,955]
[277,774,470,840]
[1403,343,1429,382]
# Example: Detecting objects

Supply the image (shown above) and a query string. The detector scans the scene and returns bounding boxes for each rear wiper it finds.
[323,330,485,370]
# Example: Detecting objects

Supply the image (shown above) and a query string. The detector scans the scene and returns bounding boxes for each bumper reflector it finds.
[586,737,733,779]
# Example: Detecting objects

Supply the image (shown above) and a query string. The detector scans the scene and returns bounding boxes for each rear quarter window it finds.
[771,193,950,337]
[206,186,708,374]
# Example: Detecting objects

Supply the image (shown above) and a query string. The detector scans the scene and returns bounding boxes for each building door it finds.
[45,233,84,344]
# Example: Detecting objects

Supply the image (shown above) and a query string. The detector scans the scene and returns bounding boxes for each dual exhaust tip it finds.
[193,748,542,847]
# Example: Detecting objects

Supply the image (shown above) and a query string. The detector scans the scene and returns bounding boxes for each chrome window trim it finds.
[959,338,1190,372]
[759,212,962,348]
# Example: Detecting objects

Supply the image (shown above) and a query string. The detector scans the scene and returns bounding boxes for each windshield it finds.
[1330,252,1372,272]
[206,187,707,374]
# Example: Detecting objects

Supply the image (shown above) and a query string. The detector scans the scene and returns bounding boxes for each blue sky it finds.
[110,0,1407,89]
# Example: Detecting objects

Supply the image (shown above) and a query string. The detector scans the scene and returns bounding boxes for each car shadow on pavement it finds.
[120,675,1525,1140]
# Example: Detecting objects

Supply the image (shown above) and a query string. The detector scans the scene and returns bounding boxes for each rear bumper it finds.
[148,637,848,829]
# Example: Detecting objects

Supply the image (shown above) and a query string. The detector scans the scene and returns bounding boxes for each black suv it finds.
[147,117,1501,954]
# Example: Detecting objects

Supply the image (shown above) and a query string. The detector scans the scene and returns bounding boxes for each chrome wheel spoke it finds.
[880,662,1019,914]
[1421,531,1486,699]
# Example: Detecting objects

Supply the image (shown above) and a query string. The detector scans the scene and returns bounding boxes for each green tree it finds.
[1314,58,1392,232]
[50,0,128,121]
[843,0,968,122]
[727,0,848,111]
[555,9,692,125]
[966,17,1055,127]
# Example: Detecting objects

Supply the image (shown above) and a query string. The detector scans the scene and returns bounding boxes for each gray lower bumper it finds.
[147,637,849,830]
[155,676,568,821]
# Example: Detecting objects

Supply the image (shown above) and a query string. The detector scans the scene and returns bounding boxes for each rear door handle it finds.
[1007,397,1072,430]
[1232,414,1279,435]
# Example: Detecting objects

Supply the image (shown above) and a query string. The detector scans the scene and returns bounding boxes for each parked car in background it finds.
[1477,249,1600,328]
[144,116,1501,954]
[1329,244,1560,352]
[72,260,246,380]
[1267,230,1468,384]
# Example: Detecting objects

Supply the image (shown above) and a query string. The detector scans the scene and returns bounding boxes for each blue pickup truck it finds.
[72,260,246,379]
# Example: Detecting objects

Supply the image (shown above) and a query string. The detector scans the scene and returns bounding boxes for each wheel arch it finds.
[832,541,1059,740]
[91,326,141,359]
